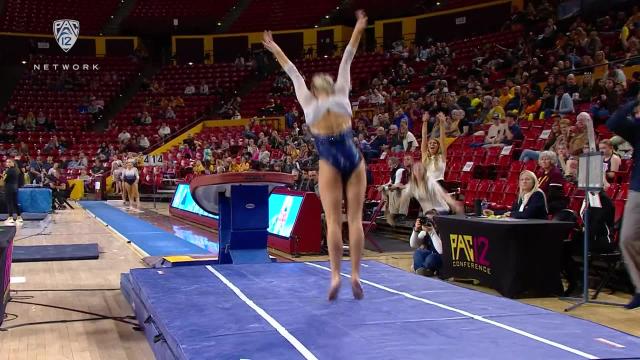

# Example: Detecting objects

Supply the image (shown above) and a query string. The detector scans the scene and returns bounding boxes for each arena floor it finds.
[1,202,639,360]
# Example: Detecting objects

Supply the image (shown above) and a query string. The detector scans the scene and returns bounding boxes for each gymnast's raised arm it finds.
[335,10,367,96]
[262,31,314,108]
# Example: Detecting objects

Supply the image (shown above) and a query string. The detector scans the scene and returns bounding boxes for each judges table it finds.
[0,226,16,326]
[435,215,574,299]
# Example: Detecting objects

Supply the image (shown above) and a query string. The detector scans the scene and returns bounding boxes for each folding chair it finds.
[362,199,385,253]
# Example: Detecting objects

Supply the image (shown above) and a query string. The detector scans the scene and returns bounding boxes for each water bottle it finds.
[481,199,488,213]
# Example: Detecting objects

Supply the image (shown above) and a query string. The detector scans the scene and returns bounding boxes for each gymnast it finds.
[263,10,368,300]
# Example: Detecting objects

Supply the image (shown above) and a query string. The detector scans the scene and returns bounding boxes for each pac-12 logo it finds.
[53,19,80,52]
[449,234,491,274]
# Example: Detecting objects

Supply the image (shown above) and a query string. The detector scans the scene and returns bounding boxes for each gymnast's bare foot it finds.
[351,278,364,300]
[328,276,341,301]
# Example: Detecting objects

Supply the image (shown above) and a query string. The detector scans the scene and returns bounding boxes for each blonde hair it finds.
[518,170,539,200]
[311,73,335,95]
[407,162,432,201]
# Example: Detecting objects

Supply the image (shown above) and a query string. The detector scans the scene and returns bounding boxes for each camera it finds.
[419,217,434,228]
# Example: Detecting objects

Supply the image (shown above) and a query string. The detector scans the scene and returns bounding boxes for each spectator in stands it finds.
[554,86,574,115]
[184,83,196,96]
[193,160,205,175]
[258,144,270,165]
[502,112,524,145]
[90,159,104,178]
[365,127,387,160]
[118,130,131,143]
[553,143,572,181]
[483,113,508,147]
[568,114,588,155]
[537,150,567,215]
[6,104,18,120]
[141,111,152,125]
[431,111,460,140]
[387,124,403,153]
[47,162,61,179]
[78,154,89,169]
[269,130,284,150]
[295,170,317,193]
[24,111,36,130]
[399,121,417,152]
[18,142,29,156]
[1,118,15,130]
[505,170,548,219]
[378,157,408,226]
[488,97,506,121]
[230,156,249,172]
[410,210,442,276]
[139,135,150,150]
[7,144,18,157]
[158,123,171,139]
[43,136,59,154]
[165,107,176,120]
[600,139,621,182]
[199,81,209,95]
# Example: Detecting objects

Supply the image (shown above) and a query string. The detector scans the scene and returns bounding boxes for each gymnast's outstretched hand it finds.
[262,30,280,54]
[354,10,368,31]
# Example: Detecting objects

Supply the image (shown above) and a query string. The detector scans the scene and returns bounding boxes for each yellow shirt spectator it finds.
[498,93,513,109]
[230,161,250,172]
[486,106,505,123]
[193,162,205,175]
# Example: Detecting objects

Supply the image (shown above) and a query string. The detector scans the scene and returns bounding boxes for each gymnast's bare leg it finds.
[318,160,346,300]
[345,160,367,299]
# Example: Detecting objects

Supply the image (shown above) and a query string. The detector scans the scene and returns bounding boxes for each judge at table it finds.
[505,170,549,219]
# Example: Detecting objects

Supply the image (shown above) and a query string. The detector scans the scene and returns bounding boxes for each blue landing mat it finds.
[80,201,210,257]
[122,260,640,360]
[12,243,99,262]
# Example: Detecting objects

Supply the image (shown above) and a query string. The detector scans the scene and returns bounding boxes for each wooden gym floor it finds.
[1,202,639,360]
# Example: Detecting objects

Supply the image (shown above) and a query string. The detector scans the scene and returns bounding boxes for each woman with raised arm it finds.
[263,10,368,301]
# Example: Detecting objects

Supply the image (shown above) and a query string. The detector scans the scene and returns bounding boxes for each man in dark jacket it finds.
[606,98,640,309]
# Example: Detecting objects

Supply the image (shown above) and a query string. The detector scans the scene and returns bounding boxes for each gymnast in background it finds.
[263,10,368,300]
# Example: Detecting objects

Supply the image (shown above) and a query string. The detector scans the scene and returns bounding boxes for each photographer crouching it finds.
[410,210,442,277]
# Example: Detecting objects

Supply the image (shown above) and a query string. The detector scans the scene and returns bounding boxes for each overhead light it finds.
[21,60,27,64]
[314,25,318,28]
[436,1,441,5]
[323,55,328,58]
[217,22,222,26]
[188,62,194,66]
[336,6,339,9]
[325,15,329,18]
